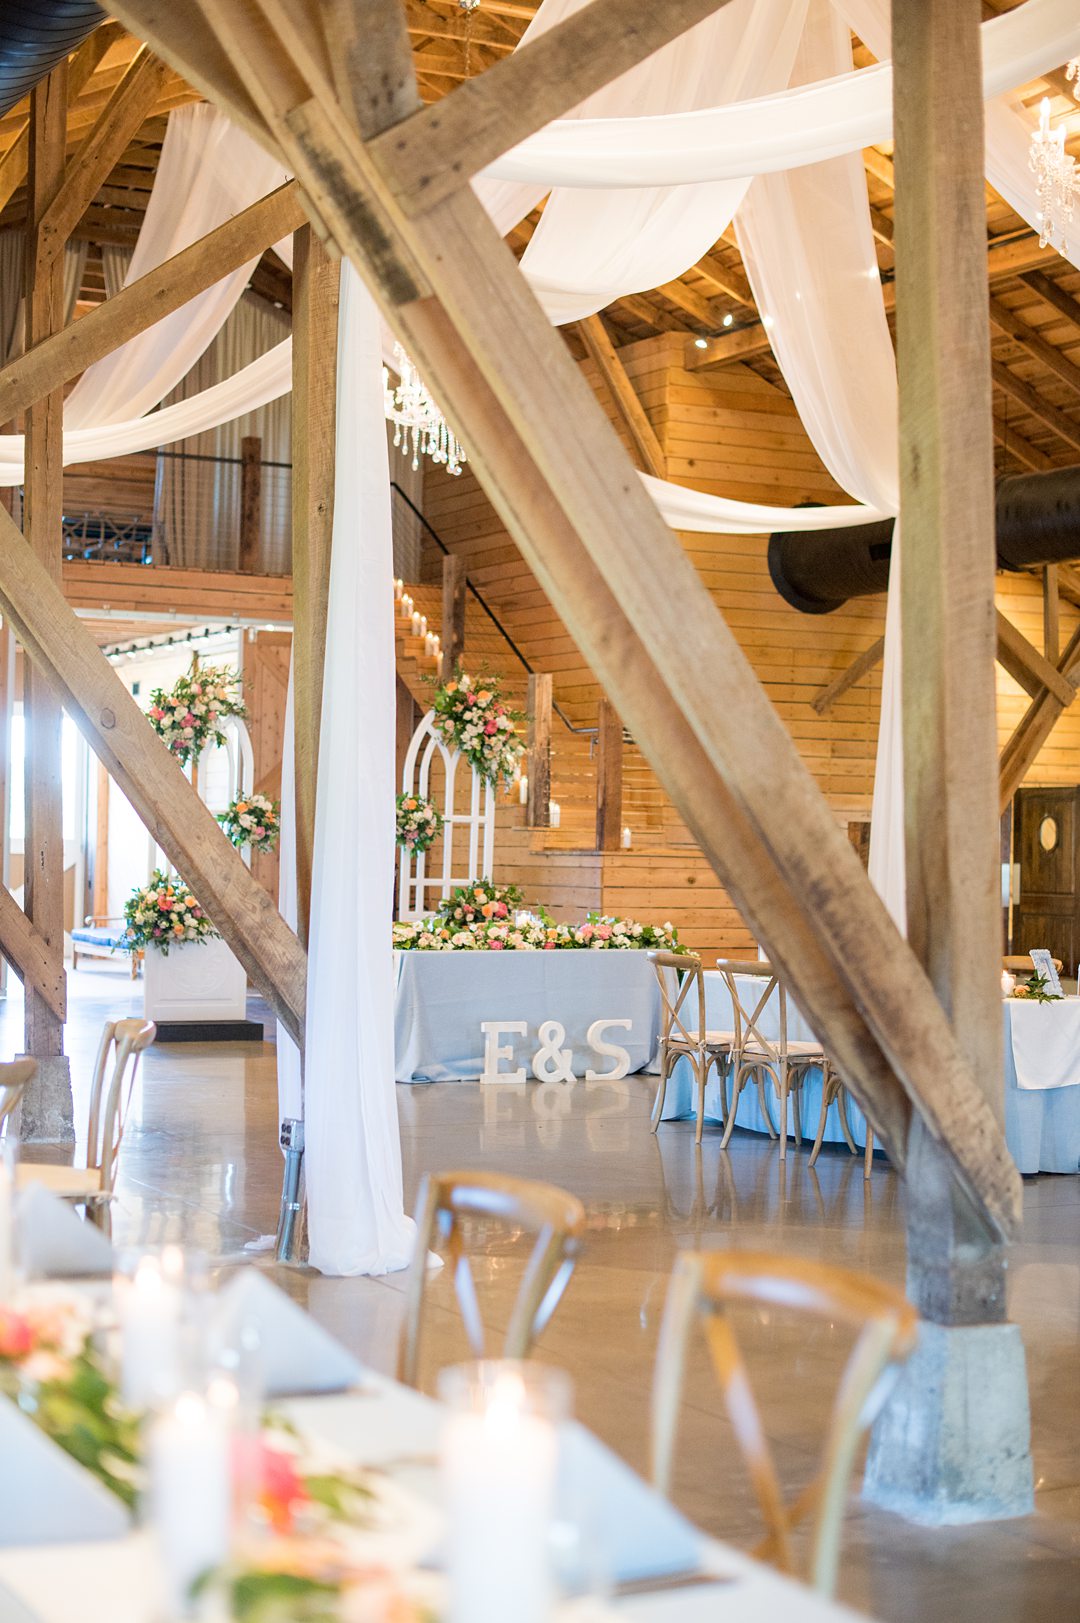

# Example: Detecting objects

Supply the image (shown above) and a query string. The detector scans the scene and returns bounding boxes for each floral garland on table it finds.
[1010,972,1063,1005]
[146,659,247,767]
[436,879,525,926]
[395,794,444,855]
[394,912,684,953]
[431,671,525,789]
[218,792,281,854]
[123,869,217,956]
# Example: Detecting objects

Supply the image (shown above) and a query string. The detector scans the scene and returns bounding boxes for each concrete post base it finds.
[864,1320,1034,1526]
[16,1054,74,1145]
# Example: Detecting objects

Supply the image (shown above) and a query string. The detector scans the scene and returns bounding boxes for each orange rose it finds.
[478,689,491,703]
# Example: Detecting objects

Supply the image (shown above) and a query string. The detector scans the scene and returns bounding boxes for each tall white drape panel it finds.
[303,263,415,1277]
[735,0,906,925]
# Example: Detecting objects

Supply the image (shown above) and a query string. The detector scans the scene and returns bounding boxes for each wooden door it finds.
[1013,785,1080,975]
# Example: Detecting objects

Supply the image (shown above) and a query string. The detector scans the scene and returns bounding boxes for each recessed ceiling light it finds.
[723,313,733,327]
[694,337,708,349]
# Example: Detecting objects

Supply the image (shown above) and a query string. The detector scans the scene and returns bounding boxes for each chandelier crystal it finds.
[383,343,467,477]
[1029,97,1076,252]
[1068,57,1080,99]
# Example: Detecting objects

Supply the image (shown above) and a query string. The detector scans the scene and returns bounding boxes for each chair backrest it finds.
[398,1169,586,1388]
[0,1058,37,1134]
[717,959,788,1062]
[86,1018,156,1191]
[1003,955,1063,975]
[651,1249,918,1597]
[648,950,710,1049]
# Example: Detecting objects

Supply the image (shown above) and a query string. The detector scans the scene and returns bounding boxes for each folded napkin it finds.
[16,1184,114,1277]
[0,1400,130,1548]
[213,1269,364,1396]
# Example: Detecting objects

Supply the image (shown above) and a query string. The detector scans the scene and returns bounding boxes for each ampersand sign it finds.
[531,1019,575,1083]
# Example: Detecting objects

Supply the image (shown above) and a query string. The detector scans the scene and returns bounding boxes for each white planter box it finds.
[143,936,247,1024]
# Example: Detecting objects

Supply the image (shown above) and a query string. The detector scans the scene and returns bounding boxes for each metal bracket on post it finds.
[275,1117,306,1264]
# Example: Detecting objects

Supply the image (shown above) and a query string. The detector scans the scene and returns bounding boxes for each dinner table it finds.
[1002,994,1080,1173]
[0,1362,871,1623]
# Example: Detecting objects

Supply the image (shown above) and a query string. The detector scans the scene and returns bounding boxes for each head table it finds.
[0,1281,871,1623]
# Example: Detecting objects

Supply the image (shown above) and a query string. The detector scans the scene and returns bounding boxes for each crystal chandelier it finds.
[1068,57,1079,99]
[1029,97,1076,252]
[383,342,467,477]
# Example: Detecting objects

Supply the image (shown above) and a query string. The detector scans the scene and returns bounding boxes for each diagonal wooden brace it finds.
[0,508,307,1046]
[0,882,65,1023]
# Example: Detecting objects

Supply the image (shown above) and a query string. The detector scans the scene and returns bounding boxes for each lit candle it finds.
[401,593,413,618]
[518,774,529,805]
[549,800,561,828]
[621,826,632,850]
[411,611,422,636]
[419,615,428,637]
[1002,969,1016,998]
[441,1367,561,1623]
[119,1253,183,1409]
[394,578,404,600]
[148,1392,231,1619]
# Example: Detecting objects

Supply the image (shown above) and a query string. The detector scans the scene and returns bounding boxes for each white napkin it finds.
[213,1269,364,1396]
[16,1185,114,1277]
[0,1400,131,1548]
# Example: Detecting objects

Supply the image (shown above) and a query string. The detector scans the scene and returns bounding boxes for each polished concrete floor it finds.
[9,964,1080,1622]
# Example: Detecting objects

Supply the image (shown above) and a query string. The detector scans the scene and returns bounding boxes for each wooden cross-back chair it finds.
[0,1058,37,1136]
[17,1019,156,1234]
[398,1169,586,1388]
[651,1250,918,1598]
[648,951,738,1143]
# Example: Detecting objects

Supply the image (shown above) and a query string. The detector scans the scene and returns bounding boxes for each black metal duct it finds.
[0,0,104,120]
[768,466,1080,614]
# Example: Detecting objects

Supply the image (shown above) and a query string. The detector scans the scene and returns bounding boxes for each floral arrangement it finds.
[0,1289,140,1506]
[146,659,247,767]
[123,869,217,956]
[431,671,524,789]
[1010,971,1063,1005]
[395,794,444,856]
[394,912,684,953]
[436,879,524,927]
[218,792,280,854]
[196,1550,432,1622]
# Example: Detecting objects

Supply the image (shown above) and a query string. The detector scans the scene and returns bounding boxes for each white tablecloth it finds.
[1003,999,1080,1174]
[659,972,870,1150]
[394,950,661,1083]
[0,1369,869,1623]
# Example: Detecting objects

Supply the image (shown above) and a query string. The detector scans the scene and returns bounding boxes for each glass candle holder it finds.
[147,1389,231,1619]
[439,1360,571,1623]
[114,1246,208,1411]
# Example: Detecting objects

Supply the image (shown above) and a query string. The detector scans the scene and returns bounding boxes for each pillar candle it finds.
[621,826,632,850]
[394,578,404,600]
[441,1370,559,1623]
[419,615,428,637]
[549,801,561,828]
[411,611,422,636]
[149,1392,231,1619]
[119,1254,183,1410]
[518,774,529,805]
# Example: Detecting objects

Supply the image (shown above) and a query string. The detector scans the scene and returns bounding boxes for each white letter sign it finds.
[480,1021,527,1085]
[584,1018,633,1081]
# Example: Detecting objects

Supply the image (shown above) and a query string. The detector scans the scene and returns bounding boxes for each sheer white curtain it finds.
[735,0,905,924]
[299,262,414,1277]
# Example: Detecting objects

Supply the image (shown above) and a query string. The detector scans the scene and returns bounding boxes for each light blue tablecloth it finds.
[1002,1000,1080,1174]
[394,949,661,1082]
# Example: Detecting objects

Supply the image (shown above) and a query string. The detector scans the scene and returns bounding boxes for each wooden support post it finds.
[999,624,1080,810]
[439,552,466,681]
[595,699,624,852]
[1043,565,1060,663]
[21,65,70,1119]
[577,314,667,480]
[238,435,263,573]
[866,0,1033,1523]
[92,760,109,922]
[291,225,339,948]
[812,635,886,715]
[525,673,551,830]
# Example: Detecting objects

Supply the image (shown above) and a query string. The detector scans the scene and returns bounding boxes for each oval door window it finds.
[1039,815,1058,853]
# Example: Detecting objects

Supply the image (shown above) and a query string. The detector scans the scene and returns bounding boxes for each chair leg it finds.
[754,1066,778,1138]
[651,1047,672,1132]
[719,1057,731,1123]
[836,1085,859,1156]
[864,1127,874,1179]
[791,1074,803,1147]
[720,1065,747,1150]
[808,1082,831,1168]
[778,1064,789,1162]
[694,1053,708,1145]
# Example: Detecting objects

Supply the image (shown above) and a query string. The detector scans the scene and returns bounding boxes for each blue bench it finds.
[71,922,141,977]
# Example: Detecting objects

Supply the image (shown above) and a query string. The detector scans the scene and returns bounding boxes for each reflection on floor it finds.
[8,963,1080,1622]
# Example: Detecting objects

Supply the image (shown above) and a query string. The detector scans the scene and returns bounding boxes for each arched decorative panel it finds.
[398,708,495,919]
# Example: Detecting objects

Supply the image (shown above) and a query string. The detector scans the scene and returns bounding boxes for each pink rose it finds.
[484,721,497,735]
[580,925,594,941]
[596,925,612,939]
[182,712,196,726]
[158,898,171,911]
[149,706,165,720]
[488,940,504,950]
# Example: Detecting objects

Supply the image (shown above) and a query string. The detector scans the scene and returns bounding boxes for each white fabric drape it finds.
[481,0,1079,196]
[734,0,906,924]
[302,262,414,1276]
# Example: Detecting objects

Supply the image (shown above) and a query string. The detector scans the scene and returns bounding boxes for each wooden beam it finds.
[367,0,734,216]
[0,505,308,1044]
[999,624,1080,810]
[326,0,424,137]
[0,22,123,216]
[23,65,68,1063]
[525,671,551,829]
[1057,561,1080,612]
[654,277,723,331]
[577,314,667,480]
[0,883,65,1022]
[993,410,1054,473]
[37,49,171,266]
[995,608,1075,707]
[595,697,624,852]
[990,359,1080,455]
[1018,269,1080,333]
[1043,565,1059,663]
[238,435,263,573]
[439,551,466,680]
[894,0,1008,1315]
[0,181,304,425]
[110,0,1021,1238]
[811,635,885,715]
[291,224,339,947]
[990,294,1080,400]
[692,251,754,308]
